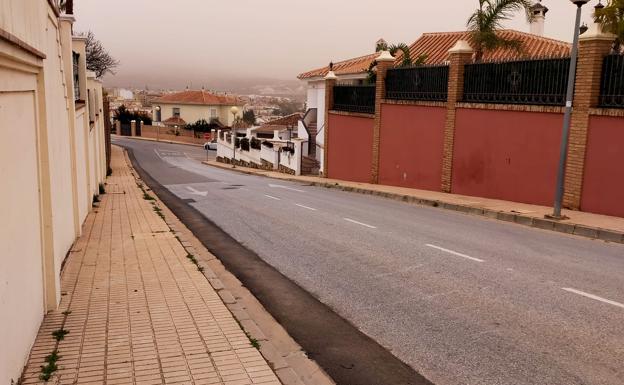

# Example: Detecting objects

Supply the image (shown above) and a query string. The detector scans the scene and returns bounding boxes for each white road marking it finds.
[343,218,377,229]
[425,244,485,263]
[562,288,624,310]
[269,184,305,193]
[186,186,208,197]
[264,194,281,201]
[295,204,317,211]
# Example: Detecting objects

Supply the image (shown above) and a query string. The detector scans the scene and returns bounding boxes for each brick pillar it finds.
[563,24,615,210]
[323,71,337,177]
[130,120,136,136]
[371,51,395,184]
[441,41,473,193]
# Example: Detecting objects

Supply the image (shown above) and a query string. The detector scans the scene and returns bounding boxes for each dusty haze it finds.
[74,0,598,90]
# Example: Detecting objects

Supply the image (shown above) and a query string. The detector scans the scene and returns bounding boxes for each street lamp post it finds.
[155,106,161,142]
[551,0,590,219]
[230,106,239,168]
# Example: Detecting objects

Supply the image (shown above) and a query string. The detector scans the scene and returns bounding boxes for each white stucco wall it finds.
[154,102,244,126]
[0,73,45,385]
[0,3,107,382]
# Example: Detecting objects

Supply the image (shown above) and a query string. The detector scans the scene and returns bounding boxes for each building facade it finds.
[152,90,244,127]
[0,1,107,383]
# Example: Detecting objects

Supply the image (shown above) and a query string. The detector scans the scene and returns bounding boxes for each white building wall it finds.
[0,74,46,385]
[43,12,76,296]
[0,3,107,382]
[154,103,243,127]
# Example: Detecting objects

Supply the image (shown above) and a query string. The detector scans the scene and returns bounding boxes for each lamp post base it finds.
[544,214,570,221]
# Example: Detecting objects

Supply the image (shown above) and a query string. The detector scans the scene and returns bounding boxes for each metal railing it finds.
[332,85,376,114]
[463,57,571,106]
[385,65,449,101]
[600,54,624,108]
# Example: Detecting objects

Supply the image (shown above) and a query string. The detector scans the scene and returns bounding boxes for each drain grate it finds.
[182,198,196,203]
[222,187,239,190]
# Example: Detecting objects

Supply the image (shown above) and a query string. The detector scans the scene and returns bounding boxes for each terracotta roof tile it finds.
[254,113,303,133]
[297,53,378,80]
[298,30,571,79]
[154,90,242,106]
[406,30,571,65]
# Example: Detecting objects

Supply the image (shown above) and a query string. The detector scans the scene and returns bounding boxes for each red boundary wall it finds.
[327,113,374,183]
[451,108,563,206]
[581,116,624,217]
[379,104,446,191]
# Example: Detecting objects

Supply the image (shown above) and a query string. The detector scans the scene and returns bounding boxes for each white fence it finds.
[216,129,302,175]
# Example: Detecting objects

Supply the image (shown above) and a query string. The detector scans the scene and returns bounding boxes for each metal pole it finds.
[232,117,236,169]
[552,3,584,219]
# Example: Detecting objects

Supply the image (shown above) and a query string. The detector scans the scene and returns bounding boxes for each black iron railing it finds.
[600,54,624,108]
[332,85,376,114]
[463,57,571,106]
[385,65,449,101]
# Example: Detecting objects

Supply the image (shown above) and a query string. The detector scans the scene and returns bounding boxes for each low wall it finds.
[451,108,563,206]
[327,112,374,183]
[581,115,624,217]
[379,103,446,191]
[141,125,205,145]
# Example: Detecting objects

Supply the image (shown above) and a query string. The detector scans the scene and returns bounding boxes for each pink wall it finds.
[379,104,446,191]
[327,113,374,183]
[452,108,563,206]
[581,116,624,217]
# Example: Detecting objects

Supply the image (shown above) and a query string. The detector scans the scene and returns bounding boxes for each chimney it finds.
[529,0,548,36]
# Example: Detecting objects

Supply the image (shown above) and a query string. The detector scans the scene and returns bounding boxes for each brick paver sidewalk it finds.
[21,147,281,385]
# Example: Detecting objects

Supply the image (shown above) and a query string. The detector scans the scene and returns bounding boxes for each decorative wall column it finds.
[441,41,473,192]
[371,51,395,184]
[59,14,81,241]
[563,24,615,210]
[322,70,337,177]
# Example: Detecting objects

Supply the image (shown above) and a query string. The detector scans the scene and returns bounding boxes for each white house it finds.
[152,89,244,127]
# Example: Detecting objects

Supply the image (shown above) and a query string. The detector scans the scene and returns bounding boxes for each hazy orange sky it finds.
[73,0,600,89]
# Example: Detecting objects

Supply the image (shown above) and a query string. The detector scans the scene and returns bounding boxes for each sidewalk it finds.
[203,160,624,244]
[21,147,281,385]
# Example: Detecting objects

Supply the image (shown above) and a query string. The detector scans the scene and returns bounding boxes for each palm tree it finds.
[594,0,624,53]
[467,0,534,61]
[367,41,428,83]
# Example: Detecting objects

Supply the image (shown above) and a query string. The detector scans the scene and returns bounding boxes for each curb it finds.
[202,161,624,245]
[123,148,335,385]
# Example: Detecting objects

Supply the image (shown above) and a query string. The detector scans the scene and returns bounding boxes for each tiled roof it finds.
[298,30,571,79]
[162,116,187,126]
[297,53,378,80]
[406,30,570,65]
[154,90,242,106]
[253,113,303,133]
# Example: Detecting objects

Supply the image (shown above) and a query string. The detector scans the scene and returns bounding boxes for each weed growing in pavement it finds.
[39,350,60,382]
[186,253,205,272]
[61,310,72,316]
[51,328,69,341]
[143,192,155,201]
[92,195,100,204]
[99,183,106,195]
[245,332,260,350]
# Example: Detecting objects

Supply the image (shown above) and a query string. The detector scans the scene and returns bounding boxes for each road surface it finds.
[114,137,624,385]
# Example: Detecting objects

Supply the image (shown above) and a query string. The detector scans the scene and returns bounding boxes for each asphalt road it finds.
[114,137,624,385]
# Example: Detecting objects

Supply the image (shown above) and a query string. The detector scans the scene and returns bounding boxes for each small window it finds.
[210,108,217,118]
[173,107,180,117]
[72,51,80,100]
